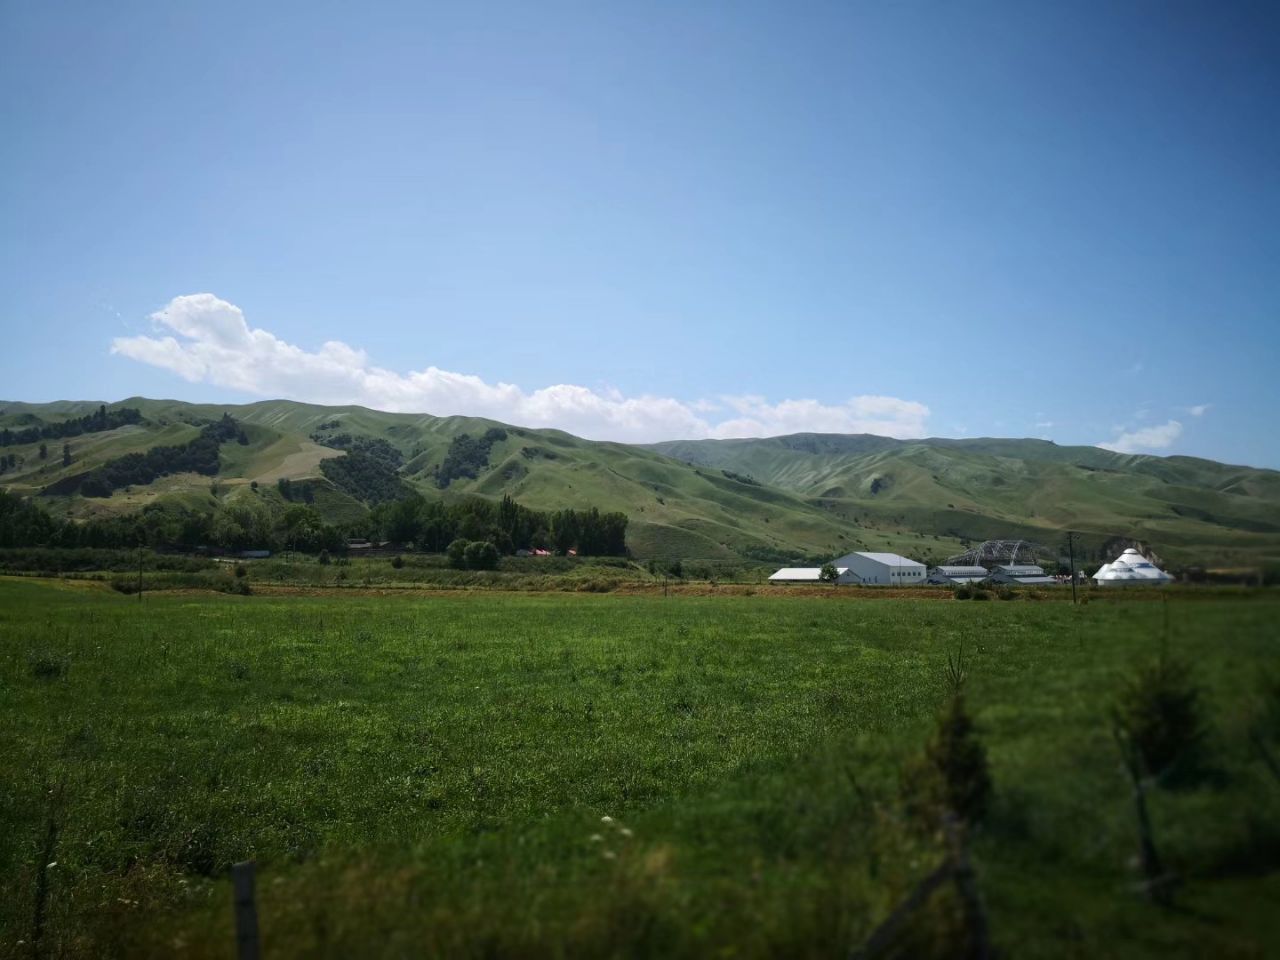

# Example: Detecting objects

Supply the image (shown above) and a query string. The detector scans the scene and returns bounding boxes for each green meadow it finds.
[2,579,1278,958]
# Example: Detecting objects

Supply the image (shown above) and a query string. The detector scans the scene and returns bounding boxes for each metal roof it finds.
[994,564,1045,576]
[844,552,925,566]
[933,565,989,576]
[769,567,849,581]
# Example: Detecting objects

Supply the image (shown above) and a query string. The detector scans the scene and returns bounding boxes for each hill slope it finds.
[0,399,903,561]
[650,434,1280,566]
[3,399,1277,565]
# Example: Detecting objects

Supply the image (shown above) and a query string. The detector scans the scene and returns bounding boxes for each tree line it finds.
[435,428,508,487]
[0,405,143,447]
[2,486,627,558]
[74,414,248,497]
[362,493,627,555]
[0,488,346,554]
[319,449,408,505]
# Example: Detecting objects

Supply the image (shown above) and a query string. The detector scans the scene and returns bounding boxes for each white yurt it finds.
[1092,548,1174,586]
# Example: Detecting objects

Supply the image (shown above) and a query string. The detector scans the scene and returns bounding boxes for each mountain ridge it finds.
[2,397,1277,566]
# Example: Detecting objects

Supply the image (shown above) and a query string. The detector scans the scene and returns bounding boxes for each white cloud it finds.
[112,294,931,444]
[707,394,930,440]
[1187,403,1210,417]
[1098,420,1183,454]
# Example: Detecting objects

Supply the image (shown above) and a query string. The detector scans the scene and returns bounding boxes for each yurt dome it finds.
[1092,548,1173,586]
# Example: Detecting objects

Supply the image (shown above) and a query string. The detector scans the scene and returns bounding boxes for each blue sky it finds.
[2,1,1277,465]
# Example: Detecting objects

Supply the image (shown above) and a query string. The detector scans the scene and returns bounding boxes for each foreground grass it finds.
[0,580,1277,957]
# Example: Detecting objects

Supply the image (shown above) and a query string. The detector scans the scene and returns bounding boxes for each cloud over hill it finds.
[1099,420,1184,454]
[112,294,931,443]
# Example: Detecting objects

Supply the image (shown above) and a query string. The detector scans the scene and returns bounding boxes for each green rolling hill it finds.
[2,398,1277,566]
[649,434,1280,566]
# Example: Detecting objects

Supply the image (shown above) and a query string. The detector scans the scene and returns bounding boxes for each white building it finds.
[987,564,1057,586]
[832,552,926,585]
[1092,548,1174,586]
[927,565,990,586]
[768,566,855,585]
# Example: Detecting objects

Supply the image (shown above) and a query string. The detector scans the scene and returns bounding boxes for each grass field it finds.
[2,579,1278,958]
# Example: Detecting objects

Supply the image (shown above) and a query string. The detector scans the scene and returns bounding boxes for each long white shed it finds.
[768,566,855,584]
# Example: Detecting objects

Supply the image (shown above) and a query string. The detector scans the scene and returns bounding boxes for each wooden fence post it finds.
[232,861,260,960]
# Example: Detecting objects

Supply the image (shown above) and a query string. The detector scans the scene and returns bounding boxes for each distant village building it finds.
[768,552,927,586]
[832,552,926,585]
[1092,548,1174,586]
[768,567,854,585]
[987,564,1056,586]
[927,565,990,586]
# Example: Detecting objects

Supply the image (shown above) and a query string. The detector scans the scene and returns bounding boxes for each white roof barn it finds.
[768,567,855,584]
[927,565,990,585]
[832,551,926,586]
[988,564,1057,586]
[1093,548,1174,586]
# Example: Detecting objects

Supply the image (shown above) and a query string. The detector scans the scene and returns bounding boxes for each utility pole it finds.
[1066,532,1077,605]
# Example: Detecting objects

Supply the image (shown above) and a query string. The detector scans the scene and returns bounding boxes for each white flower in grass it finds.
[602,850,617,860]
[620,828,633,838]
[601,815,614,824]
[589,833,604,843]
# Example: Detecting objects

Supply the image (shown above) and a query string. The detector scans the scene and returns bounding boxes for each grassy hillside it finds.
[651,434,1280,566]
[3,399,1277,565]
[1,399,923,560]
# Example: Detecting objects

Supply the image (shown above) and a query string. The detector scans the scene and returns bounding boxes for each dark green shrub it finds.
[953,584,972,600]
[318,549,331,565]
[970,587,991,601]
[464,541,500,571]
[901,649,991,828]
[234,563,247,578]
[1114,651,1206,779]
[926,692,992,825]
[447,538,469,569]
[391,555,405,569]
[995,586,1015,601]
